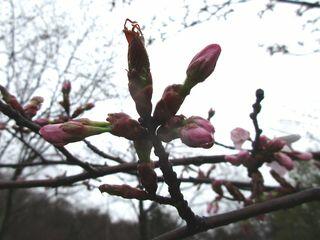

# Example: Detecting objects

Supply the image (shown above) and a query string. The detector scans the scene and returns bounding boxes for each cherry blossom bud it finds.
[185,44,221,90]
[107,113,147,140]
[211,180,224,196]
[265,138,286,152]
[137,162,158,194]
[24,96,44,119]
[230,128,250,149]
[34,118,50,126]
[274,152,294,170]
[187,116,214,133]
[225,150,250,166]
[153,84,185,124]
[224,181,245,202]
[180,124,214,149]
[99,184,148,200]
[270,170,295,191]
[179,116,214,148]
[157,115,185,142]
[0,85,25,115]
[258,135,269,150]
[124,19,153,118]
[62,80,71,95]
[71,103,95,118]
[39,120,110,146]
[287,151,313,161]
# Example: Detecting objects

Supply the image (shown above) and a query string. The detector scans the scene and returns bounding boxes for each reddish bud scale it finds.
[62,80,71,95]
[24,96,44,119]
[270,170,295,191]
[224,182,245,202]
[211,180,224,196]
[124,19,153,118]
[71,103,94,119]
[153,84,185,124]
[137,162,158,194]
[107,113,147,140]
[99,184,148,200]
[0,85,25,116]
[134,139,153,162]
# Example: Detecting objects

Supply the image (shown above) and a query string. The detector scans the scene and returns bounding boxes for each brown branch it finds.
[151,134,201,228]
[157,177,279,192]
[0,155,225,189]
[0,100,98,174]
[84,139,126,164]
[153,187,320,240]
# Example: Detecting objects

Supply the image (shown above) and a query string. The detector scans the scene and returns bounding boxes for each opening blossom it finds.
[230,127,251,149]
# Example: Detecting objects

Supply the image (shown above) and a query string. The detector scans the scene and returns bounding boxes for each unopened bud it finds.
[185,44,221,90]
[137,162,158,194]
[107,113,147,140]
[24,96,44,119]
[99,184,148,200]
[153,84,185,124]
[39,120,110,146]
[62,80,71,95]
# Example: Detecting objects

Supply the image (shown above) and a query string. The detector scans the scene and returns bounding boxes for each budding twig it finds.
[250,88,264,155]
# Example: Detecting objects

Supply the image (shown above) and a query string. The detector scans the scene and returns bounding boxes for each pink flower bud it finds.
[180,123,214,148]
[225,151,250,166]
[157,115,185,142]
[265,138,286,152]
[287,151,313,161]
[107,113,147,140]
[39,120,110,146]
[185,44,221,89]
[33,118,50,126]
[258,135,269,150]
[186,116,214,133]
[230,128,250,149]
[62,80,71,95]
[274,152,294,170]
[153,84,185,124]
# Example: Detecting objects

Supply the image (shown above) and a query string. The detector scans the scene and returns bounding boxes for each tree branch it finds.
[153,187,320,240]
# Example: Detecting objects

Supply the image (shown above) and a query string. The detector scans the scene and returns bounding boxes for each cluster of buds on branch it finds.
[1,18,318,240]
[226,128,313,173]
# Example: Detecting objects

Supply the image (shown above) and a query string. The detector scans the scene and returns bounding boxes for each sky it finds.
[3,0,320,221]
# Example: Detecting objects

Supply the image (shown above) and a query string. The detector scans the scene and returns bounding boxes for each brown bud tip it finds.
[137,162,158,194]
